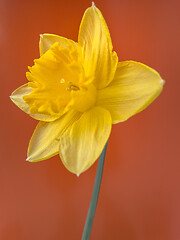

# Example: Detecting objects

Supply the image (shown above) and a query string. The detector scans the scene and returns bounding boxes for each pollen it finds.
[60,78,65,83]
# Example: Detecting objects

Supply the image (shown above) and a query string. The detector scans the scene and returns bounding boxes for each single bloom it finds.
[10,3,164,175]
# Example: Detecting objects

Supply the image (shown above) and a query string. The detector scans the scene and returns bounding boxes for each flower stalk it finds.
[82,141,108,240]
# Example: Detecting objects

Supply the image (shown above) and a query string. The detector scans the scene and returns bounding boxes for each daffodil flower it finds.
[10,3,164,175]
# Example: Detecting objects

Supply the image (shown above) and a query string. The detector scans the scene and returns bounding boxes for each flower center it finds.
[60,77,97,112]
[70,83,97,112]
[67,82,80,91]
[60,78,80,91]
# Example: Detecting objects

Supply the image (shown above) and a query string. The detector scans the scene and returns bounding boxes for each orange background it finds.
[1,0,180,239]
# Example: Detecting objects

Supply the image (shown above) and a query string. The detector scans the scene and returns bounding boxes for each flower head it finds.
[10,3,164,175]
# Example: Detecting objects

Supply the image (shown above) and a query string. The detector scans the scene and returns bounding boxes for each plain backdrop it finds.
[1,0,180,239]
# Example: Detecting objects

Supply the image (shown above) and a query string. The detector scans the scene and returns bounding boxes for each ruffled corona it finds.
[24,42,97,118]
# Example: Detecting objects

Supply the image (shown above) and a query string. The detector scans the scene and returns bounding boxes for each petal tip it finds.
[26,157,31,162]
[160,79,165,85]
[40,34,44,39]
[92,1,95,7]
[9,94,15,102]
[76,173,80,177]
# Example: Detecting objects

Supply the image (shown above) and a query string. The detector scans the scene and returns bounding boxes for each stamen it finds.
[70,85,80,91]
[60,78,79,91]
[66,81,80,91]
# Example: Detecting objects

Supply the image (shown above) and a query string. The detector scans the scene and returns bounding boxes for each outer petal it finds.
[59,106,112,175]
[10,84,59,121]
[78,4,118,89]
[97,61,164,124]
[39,33,77,56]
[27,110,82,162]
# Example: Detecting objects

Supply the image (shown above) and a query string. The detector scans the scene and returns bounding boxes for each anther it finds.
[70,85,80,91]
[66,82,80,91]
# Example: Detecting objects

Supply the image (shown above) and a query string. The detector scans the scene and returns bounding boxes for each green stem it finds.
[82,141,108,240]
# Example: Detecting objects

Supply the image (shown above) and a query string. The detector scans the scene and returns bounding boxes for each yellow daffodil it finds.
[10,3,164,175]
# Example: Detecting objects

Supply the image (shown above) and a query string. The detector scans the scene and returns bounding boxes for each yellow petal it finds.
[27,110,82,162]
[59,107,112,175]
[10,84,59,121]
[78,3,118,89]
[97,61,164,124]
[39,33,77,56]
